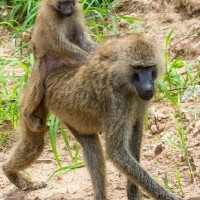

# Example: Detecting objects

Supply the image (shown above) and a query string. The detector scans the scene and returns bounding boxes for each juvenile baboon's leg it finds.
[68,126,107,200]
[2,103,48,191]
[21,59,46,132]
[127,121,143,200]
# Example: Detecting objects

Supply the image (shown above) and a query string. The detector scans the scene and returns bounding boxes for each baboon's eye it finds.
[133,73,140,82]
[58,4,61,10]
[152,69,157,79]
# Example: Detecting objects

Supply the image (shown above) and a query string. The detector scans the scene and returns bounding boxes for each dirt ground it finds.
[0,0,200,200]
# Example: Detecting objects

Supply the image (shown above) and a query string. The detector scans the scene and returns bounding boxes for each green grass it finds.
[0,0,39,27]
[158,28,200,101]
[158,29,200,189]
[0,56,31,126]
[0,132,10,147]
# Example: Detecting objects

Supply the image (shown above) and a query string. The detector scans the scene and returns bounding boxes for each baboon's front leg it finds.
[105,122,182,200]
[2,127,46,191]
[68,126,107,200]
[127,121,143,200]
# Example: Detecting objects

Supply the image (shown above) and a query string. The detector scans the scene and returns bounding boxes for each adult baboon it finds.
[21,0,96,132]
[2,35,182,200]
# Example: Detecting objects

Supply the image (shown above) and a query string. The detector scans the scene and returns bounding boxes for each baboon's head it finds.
[104,35,163,100]
[48,0,76,17]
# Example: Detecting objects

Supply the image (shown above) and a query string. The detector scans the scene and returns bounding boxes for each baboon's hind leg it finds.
[127,121,143,200]
[68,126,107,200]
[2,128,46,191]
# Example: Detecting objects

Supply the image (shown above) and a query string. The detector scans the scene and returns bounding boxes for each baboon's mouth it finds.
[139,95,153,101]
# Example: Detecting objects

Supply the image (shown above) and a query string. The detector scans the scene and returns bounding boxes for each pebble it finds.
[158,123,165,132]
[22,31,31,43]
[150,125,158,135]
[193,120,200,135]
[181,85,200,103]
[154,143,164,155]
[157,169,164,175]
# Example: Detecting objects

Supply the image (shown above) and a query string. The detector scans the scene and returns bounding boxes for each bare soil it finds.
[0,0,200,200]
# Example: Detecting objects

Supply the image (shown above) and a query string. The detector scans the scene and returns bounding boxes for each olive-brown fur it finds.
[2,35,182,200]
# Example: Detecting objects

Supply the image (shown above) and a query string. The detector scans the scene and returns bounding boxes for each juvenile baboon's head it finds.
[48,0,76,17]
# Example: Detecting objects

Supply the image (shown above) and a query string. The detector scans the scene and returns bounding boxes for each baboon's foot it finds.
[127,189,143,200]
[5,172,47,191]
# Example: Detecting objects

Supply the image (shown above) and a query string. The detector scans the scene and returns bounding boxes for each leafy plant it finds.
[159,29,200,102]
[0,56,32,126]
[176,168,184,196]
[82,0,116,8]
[84,3,141,42]
[158,29,199,185]
[163,174,169,189]
[0,0,39,27]
[162,116,194,183]
[0,133,10,147]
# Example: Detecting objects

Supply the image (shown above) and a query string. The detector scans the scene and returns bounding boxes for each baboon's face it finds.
[110,36,161,101]
[56,0,76,17]
[131,66,158,100]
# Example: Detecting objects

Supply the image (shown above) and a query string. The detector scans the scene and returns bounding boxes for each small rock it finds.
[56,176,62,180]
[181,85,200,103]
[158,123,165,132]
[179,154,185,162]
[182,166,189,171]
[150,144,155,149]
[148,108,168,120]
[193,120,200,136]
[3,10,7,17]
[165,159,170,164]
[157,113,168,121]
[154,143,164,155]
[148,107,156,117]
[143,152,152,158]
[195,120,200,129]
[22,31,31,43]
[157,169,164,175]
[150,125,158,135]
[148,118,154,127]
[119,19,128,28]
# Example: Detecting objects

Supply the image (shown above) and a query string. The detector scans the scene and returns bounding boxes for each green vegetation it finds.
[158,29,200,194]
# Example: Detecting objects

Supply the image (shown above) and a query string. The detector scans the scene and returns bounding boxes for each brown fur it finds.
[21,0,96,133]
[2,35,182,200]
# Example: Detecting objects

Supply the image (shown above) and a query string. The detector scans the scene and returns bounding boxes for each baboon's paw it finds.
[22,181,47,191]
[7,173,47,191]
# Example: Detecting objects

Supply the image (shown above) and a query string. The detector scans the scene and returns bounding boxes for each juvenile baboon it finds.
[21,0,96,132]
[2,35,182,200]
